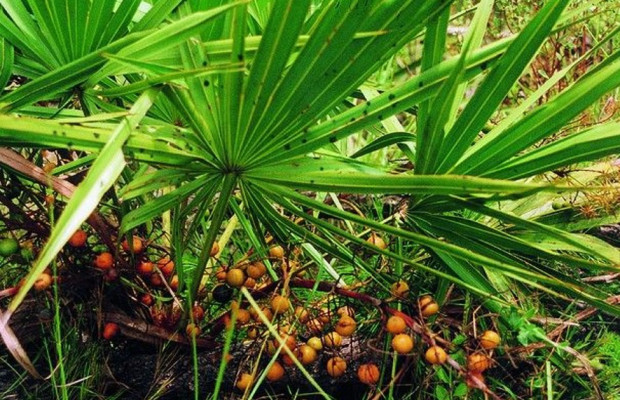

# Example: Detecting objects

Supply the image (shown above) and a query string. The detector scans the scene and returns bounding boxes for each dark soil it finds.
[1,334,391,399]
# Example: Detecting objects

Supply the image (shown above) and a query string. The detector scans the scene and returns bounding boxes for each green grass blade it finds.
[133,0,184,31]
[0,30,148,112]
[451,197,618,263]
[0,37,13,91]
[457,51,620,175]
[0,115,204,166]
[120,175,211,234]
[262,183,620,316]
[350,132,415,159]
[487,122,620,180]
[247,156,563,196]
[221,2,247,165]
[85,2,247,87]
[3,88,159,318]
[95,0,141,49]
[237,0,311,154]
[416,8,449,155]
[434,0,570,173]
[0,4,58,69]
[78,0,113,56]
[417,38,471,173]
[256,38,510,167]
[245,0,454,166]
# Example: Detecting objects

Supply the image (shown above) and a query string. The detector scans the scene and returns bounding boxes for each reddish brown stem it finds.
[0,287,18,299]
[0,148,116,253]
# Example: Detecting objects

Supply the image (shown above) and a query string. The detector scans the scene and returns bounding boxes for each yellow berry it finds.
[385,315,407,334]
[367,233,387,249]
[271,295,291,315]
[226,268,246,287]
[307,336,323,351]
[419,295,439,317]
[391,334,414,354]
[323,331,342,348]
[269,245,284,258]
[391,280,409,297]
[424,346,448,365]
[298,344,318,365]
[479,330,501,350]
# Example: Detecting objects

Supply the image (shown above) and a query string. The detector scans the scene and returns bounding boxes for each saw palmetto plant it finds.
[0,0,619,398]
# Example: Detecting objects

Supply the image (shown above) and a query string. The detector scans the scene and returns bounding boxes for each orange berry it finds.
[95,252,114,270]
[215,267,227,282]
[419,295,439,317]
[467,371,485,388]
[244,277,256,288]
[247,327,259,339]
[121,236,143,254]
[326,357,347,377]
[249,306,270,321]
[157,257,174,277]
[467,353,491,372]
[103,322,119,340]
[169,275,179,291]
[271,295,290,315]
[269,245,284,259]
[266,361,285,381]
[367,233,387,249]
[140,293,153,306]
[68,229,87,247]
[391,334,414,354]
[192,305,205,321]
[357,363,380,385]
[337,306,355,318]
[273,333,296,351]
[391,280,409,297]
[136,261,154,276]
[186,323,201,337]
[226,268,246,288]
[246,261,267,279]
[234,309,251,326]
[479,330,501,350]
[278,324,297,336]
[425,346,448,365]
[385,315,407,334]
[306,318,324,334]
[294,306,310,323]
[281,353,296,366]
[150,273,163,287]
[318,307,331,323]
[335,315,356,337]
[236,373,253,390]
[34,273,52,291]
